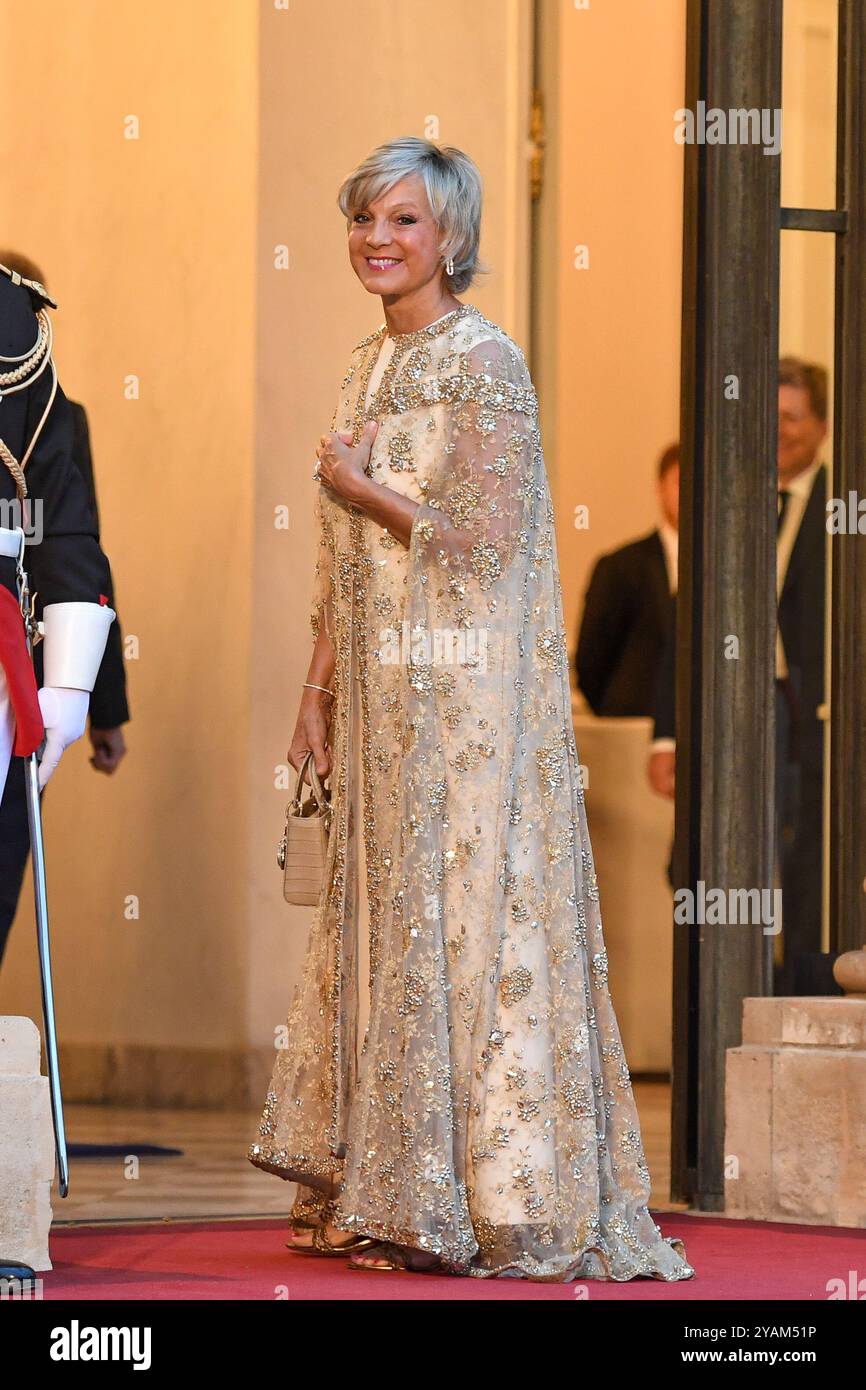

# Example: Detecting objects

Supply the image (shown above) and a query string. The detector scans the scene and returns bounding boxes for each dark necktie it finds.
[777,489,791,532]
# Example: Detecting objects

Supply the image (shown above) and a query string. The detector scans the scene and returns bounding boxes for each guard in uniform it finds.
[0,251,130,969]
[0,260,115,1283]
[0,261,114,794]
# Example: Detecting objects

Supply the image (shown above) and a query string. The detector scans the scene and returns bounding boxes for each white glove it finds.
[34,601,116,788]
[36,686,90,788]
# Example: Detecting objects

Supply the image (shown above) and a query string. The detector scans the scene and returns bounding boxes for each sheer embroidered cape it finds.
[248,302,694,1282]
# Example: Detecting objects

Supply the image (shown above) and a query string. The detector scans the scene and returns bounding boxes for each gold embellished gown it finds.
[248,302,695,1282]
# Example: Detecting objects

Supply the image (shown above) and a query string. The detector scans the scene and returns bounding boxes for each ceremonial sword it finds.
[15,526,69,1198]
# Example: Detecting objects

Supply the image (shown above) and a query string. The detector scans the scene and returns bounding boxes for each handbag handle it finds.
[291,750,330,816]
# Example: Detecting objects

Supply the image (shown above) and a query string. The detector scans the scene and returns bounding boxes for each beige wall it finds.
[780,0,837,432]
[538,0,686,673]
[535,0,686,1068]
[0,0,258,1058]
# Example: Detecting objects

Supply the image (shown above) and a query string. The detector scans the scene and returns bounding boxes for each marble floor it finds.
[52,1081,687,1225]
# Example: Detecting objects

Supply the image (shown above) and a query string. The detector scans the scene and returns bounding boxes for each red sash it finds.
[0,585,44,756]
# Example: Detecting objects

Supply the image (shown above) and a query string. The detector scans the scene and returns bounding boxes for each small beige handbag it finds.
[277,751,332,905]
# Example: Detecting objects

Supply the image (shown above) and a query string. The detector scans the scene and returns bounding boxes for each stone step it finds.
[0,1017,54,1272]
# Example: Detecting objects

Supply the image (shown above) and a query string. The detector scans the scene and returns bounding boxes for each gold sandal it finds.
[286,1224,375,1256]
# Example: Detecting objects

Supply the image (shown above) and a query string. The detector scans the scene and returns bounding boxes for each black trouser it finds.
[775,673,824,993]
[664,679,823,994]
[0,754,31,968]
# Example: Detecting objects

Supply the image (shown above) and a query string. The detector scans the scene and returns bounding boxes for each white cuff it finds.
[42,601,116,692]
[650,737,676,753]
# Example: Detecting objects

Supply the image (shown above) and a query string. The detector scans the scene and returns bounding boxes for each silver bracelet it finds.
[304,681,334,698]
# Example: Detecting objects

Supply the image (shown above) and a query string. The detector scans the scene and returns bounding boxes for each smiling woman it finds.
[342,137,489,336]
[247,136,695,1284]
[351,196,446,297]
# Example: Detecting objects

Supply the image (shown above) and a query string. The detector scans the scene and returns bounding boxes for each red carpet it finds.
[39,1211,866,1300]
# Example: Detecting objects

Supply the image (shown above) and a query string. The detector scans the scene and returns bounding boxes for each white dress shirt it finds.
[658,520,678,596]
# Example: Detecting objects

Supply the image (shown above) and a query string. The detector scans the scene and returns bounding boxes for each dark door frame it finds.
[673,0,866,1208]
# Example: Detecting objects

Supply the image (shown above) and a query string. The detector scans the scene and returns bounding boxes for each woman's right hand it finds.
[288,690,333,786]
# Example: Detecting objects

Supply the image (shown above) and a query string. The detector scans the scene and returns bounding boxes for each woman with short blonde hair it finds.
[248,136,694,1283]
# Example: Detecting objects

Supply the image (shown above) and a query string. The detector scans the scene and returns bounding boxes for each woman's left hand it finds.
[314,421,379,504]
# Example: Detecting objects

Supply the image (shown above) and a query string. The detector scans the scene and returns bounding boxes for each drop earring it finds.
[445,255,454,276]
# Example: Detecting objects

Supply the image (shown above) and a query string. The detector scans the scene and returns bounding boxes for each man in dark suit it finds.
[648,360,830,993]
[774,358,828,991]
[576,442,678,716]
[0,252,130,968]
